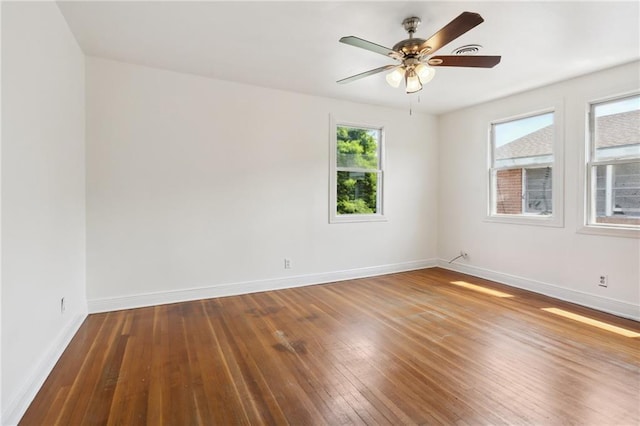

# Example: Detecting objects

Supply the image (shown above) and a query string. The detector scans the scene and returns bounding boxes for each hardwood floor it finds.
[21,268,640,425]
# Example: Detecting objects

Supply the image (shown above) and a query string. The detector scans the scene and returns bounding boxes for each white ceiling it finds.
[57,1,640,115]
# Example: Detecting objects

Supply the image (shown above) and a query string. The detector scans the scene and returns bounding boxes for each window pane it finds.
[336,126,379,169]
[593,162,640,226]
[336,171,378,215]
[493,112,554,168]
[524,167,552,214]
[495,168,552,215]
[593,95,640,161]
[495,169,523,215]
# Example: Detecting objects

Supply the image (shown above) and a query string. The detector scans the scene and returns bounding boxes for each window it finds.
[329,119,385,223]
[586,94,640,231]
[488,109,562,226]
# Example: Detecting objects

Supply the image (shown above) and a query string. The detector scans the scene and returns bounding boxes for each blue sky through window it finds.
[595,95,639,117]
[494,112,554,147]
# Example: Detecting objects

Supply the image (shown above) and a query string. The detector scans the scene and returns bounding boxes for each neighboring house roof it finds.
[596,109,640,148]
[495,125,553,160]
[495,110,639,160]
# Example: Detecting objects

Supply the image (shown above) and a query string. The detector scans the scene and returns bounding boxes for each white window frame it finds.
[579,91,640,238]
[329,116,386,224]
[486,105,564,227]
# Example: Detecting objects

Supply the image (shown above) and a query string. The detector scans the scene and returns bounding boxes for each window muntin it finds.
[330,122,385,223]
[588,94,640,229]
[490,111,555,217]
[524,167,553,214]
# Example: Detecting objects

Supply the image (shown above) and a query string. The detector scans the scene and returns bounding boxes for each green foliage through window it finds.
[336,126,380,215]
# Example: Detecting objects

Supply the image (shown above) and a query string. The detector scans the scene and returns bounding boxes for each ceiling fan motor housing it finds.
[392,38,429,56]
[394,17,431,56]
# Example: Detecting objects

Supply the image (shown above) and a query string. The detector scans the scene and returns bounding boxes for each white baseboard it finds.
[88,259,438,313]
[2,313,87,426]
[438,260,640,321]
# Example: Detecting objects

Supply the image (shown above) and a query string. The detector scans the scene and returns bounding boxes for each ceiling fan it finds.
[337,11,501,94]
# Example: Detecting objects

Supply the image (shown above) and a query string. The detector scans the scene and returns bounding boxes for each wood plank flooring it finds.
[21,268,640,425]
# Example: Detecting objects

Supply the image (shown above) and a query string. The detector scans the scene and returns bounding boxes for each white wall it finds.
[437,61,640,319]
[1,2,87,423]
[85,57,438,310]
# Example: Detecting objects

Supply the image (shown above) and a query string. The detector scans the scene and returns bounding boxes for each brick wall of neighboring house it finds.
[496,169,522,214]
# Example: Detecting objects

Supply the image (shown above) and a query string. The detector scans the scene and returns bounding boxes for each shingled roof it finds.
[495,125,553,160]
[595,109,640,148]
[495,109,639,160]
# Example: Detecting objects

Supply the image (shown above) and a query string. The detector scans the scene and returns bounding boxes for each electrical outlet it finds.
[599,275,608,287]
[284,258,292,269]
[61,297,66,314]
[460,250,469,260]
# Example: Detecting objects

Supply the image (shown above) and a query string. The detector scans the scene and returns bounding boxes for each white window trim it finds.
[329,115,387,224]
[485,103,565,228]
[578,91,640,239]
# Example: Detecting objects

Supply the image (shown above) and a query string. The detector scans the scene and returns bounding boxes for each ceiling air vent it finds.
[452,44,482,55]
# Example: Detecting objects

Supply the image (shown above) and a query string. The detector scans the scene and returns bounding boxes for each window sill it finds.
[330,214,387,224]
[577,224,640,239]
[484,214,564,228]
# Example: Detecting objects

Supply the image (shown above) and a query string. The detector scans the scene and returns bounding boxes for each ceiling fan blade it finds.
[339,36,402,59]
[427,55,501,68]
[337,64,400,84]
[418,12,485,55]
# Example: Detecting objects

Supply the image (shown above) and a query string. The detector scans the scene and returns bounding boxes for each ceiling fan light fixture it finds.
[385,67,406,88]
[415,63,435,84]
[405,69,422,93]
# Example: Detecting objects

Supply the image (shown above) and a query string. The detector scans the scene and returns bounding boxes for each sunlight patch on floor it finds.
[542,307,640,338]
[449,281,514,298]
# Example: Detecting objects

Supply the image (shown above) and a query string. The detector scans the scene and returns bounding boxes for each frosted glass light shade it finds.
[405,69,422,93]
[385,67,405,88]
[415,63,435,84]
